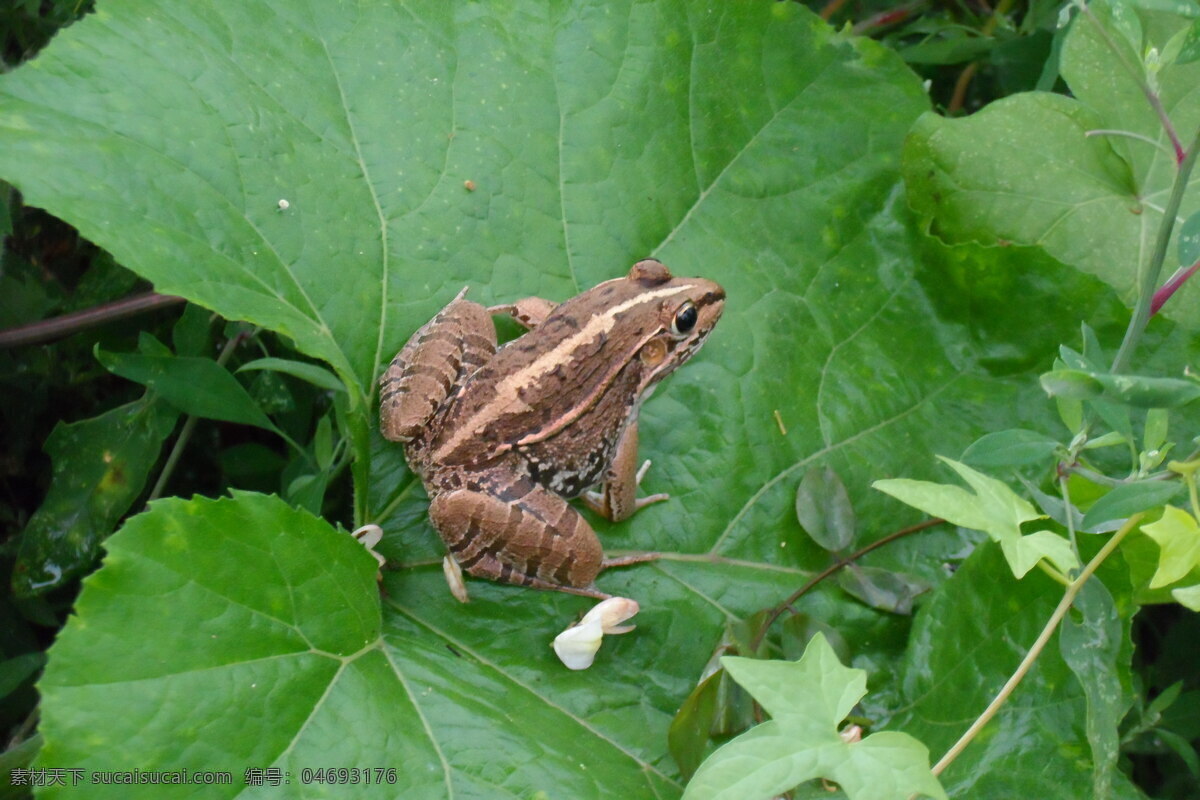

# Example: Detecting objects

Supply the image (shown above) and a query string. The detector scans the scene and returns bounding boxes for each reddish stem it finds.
[1151,261,1200,316]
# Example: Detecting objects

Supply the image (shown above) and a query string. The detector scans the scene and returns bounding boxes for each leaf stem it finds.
[931,512,1143,777]
[1085,129,1174,158]
[1079,3,1183,160]
[750,518,943,651]
[147,330,243,504]
[1111,127,1200,374]
[0,292,184,349]
[1060,474,1080,564]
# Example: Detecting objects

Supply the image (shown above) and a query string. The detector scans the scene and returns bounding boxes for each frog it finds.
[379,259,724,598]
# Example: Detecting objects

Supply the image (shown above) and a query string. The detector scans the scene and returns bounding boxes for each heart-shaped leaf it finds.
[903,1,1200,324]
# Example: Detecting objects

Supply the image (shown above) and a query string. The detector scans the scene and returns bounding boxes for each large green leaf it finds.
[903,0,1200,325]
[0,0,1161,796]
[886,543,1144,799]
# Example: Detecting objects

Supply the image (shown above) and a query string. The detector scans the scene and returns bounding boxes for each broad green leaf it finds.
[887,542,1143,799]
[237,357,346,394]
[96,346,278,432]
[1141,505,1200,587]
[35,493,402,798]
[682,633,946,800]
[961,429,1060,468]
[1059,580,1130,800]
[903,1,1200,325]
[1079,480,1184,528]
[795,467,856,553]
[14,395,178,596]
[873,457,1079,578]
[1040,368,1200,408]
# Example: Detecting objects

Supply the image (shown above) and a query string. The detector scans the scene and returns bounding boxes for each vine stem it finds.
[0,292,183,349]
[931,512,1144,777]
[1111,127,1200,373]
[146,327,244,504]
[749,518,944,652]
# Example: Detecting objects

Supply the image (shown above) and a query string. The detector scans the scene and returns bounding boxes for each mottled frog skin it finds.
[380,260,724,597]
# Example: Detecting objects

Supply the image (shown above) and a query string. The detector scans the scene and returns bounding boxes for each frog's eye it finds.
[671,301,698,336]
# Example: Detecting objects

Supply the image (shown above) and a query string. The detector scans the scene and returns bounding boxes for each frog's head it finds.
[619,259,725,390]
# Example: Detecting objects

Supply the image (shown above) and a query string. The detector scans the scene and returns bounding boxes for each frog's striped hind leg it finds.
[428,481,611,598]
[379,290,496,442]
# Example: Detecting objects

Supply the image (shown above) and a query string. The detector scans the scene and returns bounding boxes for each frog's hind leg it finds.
[379,291,496,442]
[429,481,610,598]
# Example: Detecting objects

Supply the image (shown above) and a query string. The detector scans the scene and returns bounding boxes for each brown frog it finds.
[380,259,724,598]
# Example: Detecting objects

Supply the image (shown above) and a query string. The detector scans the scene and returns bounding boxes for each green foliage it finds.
[682,634,945,800]
[904,0,1200,323]
[874,457,1079,579]
[13,394,177,595]
[0,0,1198,798]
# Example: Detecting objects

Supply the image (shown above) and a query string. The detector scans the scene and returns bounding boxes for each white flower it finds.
[552,597,639,670]
[350,524,386,575]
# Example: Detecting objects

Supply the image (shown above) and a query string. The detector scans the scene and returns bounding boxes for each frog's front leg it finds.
[582,418,669,522]
[487,297,557,331]
[430,479,625,598]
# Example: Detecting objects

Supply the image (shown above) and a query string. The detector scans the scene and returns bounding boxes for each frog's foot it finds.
[582,459,669,518]
[601,552,660,570]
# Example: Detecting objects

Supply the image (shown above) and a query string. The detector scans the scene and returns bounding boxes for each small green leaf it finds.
[1059,580,1129,800]
[1080,481,1184,529]
[14,395,178,596]
[669,670,722,782]
[1082,431,1129,450]
[0,652,46,700]
[1175,16,1200,63]
[683,634,946,800]
[1142,505,1200,587]
[1040,369,1105,399]
[1057,396,1085,434]
[237,357,346,393]
[795,467,856,553]
[873,457,1078,578]
[837,565,928,615]
[1170,583,1200,609]
[314,413,335,471]
[1040,369,1200,408]
[96,345,278,432]
[961,429,1060,468]
[171,302,213,357]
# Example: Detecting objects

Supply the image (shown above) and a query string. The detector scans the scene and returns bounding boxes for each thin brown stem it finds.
[946,0,1014,115]
[751,518,945,651]
[0,292,184,349]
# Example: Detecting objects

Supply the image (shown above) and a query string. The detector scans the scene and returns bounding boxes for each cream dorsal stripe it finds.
[433,281,700,458]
